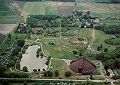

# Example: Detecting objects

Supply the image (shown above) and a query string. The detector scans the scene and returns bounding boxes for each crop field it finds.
[0,24,17,34]
[0,8,11,16]
[0,8,20,24]
[0,16,20,24]
[21,1,120,18]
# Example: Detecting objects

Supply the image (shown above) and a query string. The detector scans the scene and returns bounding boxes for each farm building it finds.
[16,23,27,33]
[69,57,96,74]
[32,28,43,34]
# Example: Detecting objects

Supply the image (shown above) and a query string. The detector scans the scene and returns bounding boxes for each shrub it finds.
[45,60,50,65]
[104,59,115,69]
[54,70,59,77]
[33,69,37,72]
[38,69,40,72]
[104,48,108,52]
[4,71,29,78]
[43,71,53,77]
[11,46,21,56]
[72,50,78,55]
[16,63,20,70]
[22,66,28,72]
[16,39,25,47]
[65,71,72,77]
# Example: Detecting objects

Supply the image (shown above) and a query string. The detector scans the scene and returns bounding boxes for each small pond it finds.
[20,45,48,72]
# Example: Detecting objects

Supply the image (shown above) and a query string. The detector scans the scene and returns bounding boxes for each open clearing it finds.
[21,1,120,17]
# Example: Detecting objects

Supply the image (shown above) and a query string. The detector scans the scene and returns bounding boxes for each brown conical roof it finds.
[69,57,96,74]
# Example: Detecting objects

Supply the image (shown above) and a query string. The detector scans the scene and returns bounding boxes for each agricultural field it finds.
[21,1,120,18]
[0,1,21,24]
[0,24,17,34]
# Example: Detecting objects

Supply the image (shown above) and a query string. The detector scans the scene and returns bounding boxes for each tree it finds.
[38,69,40,71]
[43,71,53,77]
[104,48,108,52]
[24,81,28,85]
[8,33,11,39]
[72,50,77,55]
[97,44,103,51]
[65,71,72,77]
[40,53,43,57]
[104,59,115,69]
[16,39,25,47]
[23,66,28,72]
[43,71,47,77]
[54,70,59,77]
[16,63,20,70]
[48,71,53,78]
[9,60,15,67]
[11,47,21,56]
[90,75,94,80]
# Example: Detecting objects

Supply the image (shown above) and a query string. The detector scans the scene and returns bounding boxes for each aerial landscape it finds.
[0,0,120,85]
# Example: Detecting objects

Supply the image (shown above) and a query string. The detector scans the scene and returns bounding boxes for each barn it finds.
[69,57,96,74]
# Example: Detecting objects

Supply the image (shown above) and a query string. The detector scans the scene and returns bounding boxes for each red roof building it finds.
[69,57,96,74]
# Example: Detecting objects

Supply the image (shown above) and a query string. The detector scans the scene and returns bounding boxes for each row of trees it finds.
[43,70,59,77]
[105,38,120,45]
[95,24,120,34]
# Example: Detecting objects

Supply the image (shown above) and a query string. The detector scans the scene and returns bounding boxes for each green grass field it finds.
[27,28,116,60]
[39,37,75,59]
[92,29,116,52]
[50,59,70,78]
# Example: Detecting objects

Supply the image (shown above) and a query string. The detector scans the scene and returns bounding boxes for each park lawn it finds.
[50,59,71,78]
[39,37,75,59]
[37,28,92,60]
[36,27,116,59]
[92,29,116,52]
